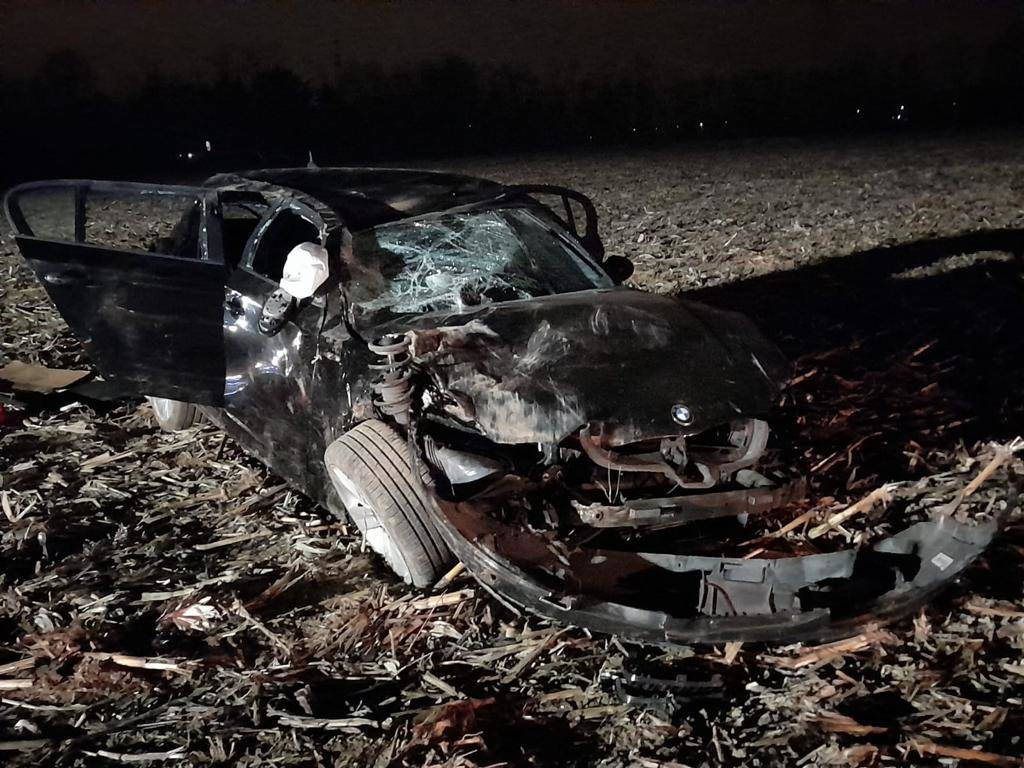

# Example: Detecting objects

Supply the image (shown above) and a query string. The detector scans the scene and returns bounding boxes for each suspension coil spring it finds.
[368,333,413,425]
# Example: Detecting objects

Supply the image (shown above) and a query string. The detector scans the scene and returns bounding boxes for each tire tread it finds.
[326,420,451,586]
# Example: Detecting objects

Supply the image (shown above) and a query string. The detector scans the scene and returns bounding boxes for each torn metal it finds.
[390,289,789,446]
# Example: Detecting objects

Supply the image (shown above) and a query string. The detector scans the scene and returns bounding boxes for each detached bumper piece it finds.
[429,494,996,644]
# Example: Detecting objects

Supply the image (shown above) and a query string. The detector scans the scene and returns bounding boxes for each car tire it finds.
[147,397,199,431]
[324,420,452,587]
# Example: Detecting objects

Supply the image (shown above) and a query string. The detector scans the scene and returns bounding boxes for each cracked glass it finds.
[348,207,611,323]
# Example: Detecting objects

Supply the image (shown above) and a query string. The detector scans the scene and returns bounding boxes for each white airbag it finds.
[280,242,330,299]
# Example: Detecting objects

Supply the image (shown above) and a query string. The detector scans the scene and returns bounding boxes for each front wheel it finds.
[324,420,452,587]
[147,397,198,431]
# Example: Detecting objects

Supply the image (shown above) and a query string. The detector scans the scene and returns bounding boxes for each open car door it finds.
[4,180,226,404]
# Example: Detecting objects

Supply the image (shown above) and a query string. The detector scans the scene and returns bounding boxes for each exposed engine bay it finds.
[358,294,996,644]
[408,402,992,643]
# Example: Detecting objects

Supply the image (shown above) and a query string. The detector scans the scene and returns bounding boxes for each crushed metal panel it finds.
[393,289,789,446]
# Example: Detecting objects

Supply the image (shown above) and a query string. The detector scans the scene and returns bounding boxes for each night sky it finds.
[1,0,1020,93]
[1,0,1021,183]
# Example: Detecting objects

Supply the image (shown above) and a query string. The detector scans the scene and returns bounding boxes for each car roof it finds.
[208,167,512,231]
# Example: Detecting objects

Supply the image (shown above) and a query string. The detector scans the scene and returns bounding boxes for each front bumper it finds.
[428,493,997,644]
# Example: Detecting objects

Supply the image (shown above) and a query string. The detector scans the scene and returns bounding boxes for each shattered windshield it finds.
[347,207,612,323]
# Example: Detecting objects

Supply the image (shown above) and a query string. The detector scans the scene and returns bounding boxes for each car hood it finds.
[370,288,789,446]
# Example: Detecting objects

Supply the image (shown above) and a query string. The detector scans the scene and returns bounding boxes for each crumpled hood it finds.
[375,288,789,446]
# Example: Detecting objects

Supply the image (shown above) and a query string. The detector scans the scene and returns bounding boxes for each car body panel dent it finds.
[394,289,789,446]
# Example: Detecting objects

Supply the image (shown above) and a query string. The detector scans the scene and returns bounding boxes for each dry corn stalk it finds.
[808,484,897,539]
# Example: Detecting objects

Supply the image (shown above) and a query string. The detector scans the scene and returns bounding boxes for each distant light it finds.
[856,108,861,115]
[899,104,905,111]
[896,114,902,121]
[632,127,637,132]
[205,140,212,152]
[467,123,472,129]
[699,121,704,129]
[187,152,194,159]
[675,123,680,129]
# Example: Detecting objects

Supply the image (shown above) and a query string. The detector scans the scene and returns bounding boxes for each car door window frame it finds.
[508,184,605,263]
[240,197,326,286]
[214,190,272,270]
[4,179,223,264]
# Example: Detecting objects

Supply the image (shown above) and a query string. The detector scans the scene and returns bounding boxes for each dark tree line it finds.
[2,33,1023,184]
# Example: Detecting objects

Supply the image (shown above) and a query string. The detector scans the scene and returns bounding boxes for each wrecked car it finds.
[4,169,996,644]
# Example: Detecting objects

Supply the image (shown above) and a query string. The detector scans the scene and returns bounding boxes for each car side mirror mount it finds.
[259,241,331,336]
[603,255,634,284]
[259,288,296,336]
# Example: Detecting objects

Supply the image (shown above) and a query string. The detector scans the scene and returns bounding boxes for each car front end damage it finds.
[427,498,995,644]
[354,287,999,643]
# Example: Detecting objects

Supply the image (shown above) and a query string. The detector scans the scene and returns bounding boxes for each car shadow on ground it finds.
[690,228,1024,491]
[690,228,1024,605]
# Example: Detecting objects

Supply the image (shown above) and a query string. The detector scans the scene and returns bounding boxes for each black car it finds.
[4,169,995,643]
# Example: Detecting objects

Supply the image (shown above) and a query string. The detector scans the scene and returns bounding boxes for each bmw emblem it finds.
[671,403,693,426]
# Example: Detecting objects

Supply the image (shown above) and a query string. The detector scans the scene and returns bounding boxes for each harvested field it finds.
[3,133,1024,766]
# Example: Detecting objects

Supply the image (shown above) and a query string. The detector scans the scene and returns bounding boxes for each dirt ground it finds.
[3,132,1024,766]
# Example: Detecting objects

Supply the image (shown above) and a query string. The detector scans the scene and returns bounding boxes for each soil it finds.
[2,132,1024,766]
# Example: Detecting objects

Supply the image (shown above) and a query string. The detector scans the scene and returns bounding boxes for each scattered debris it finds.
[807,483,896,538]
[902,739,1024,767]
[764,626,899,670]
[942,436,1024,515]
